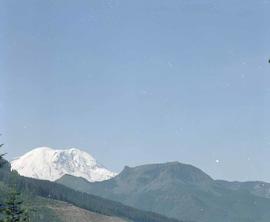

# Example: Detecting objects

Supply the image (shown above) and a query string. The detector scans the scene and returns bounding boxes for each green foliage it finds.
[0,182,61,222]
[57,162,270,222]
[0,189,29,222]
[0,165,182,222]
[0,143,6,168]
[0,141,28,222]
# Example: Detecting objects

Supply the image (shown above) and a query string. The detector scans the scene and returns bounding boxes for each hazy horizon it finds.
[1,0,270,182]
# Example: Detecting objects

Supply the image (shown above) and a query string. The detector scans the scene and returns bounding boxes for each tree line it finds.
[0,143,29,222]
[0,143,184,222]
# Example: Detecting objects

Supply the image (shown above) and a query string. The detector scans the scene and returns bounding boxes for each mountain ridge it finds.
[57,161,270,222]
[0,160,187,222]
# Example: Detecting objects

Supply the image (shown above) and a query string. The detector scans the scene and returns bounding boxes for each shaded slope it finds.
[216,180,270,198]
[0,161,184,222]
[40,198,128,222]
[0,181,126,222]
[57,162,270,222]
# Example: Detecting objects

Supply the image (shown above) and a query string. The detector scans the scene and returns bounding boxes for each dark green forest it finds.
[0,160,185,222]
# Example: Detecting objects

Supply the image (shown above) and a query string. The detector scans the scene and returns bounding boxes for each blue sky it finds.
[1,0,270,181]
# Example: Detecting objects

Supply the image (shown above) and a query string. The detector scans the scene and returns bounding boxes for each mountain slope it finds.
[45,199,128,222]
[0,160,184,222]
[46,200,127,222]
[57,162,270,222]
[216,180,270,199]
[11,147,116,182]
[0,181,126,222]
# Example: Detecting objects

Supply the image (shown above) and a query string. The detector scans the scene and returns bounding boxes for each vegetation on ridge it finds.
[0,161,185,222]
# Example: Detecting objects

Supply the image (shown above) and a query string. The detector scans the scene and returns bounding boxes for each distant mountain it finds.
[57,162,270,222]
[216,180,270,199]
[0,160,184,222]
[11,147,116,182]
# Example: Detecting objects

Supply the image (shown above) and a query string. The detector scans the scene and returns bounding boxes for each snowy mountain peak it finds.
[11,147,116,182]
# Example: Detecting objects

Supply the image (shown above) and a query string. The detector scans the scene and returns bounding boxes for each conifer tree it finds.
[0,141,5,221]
[0,133,6,167]
[0,140,29,222]
[0,143,5,167]
[0,189,29,222]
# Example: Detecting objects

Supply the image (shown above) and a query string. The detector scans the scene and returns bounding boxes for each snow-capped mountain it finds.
[11,147,116,182]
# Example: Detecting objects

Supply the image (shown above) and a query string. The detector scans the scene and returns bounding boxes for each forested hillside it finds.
[0,181,126,222]
[57,162,270,222]
[0,160,185,222]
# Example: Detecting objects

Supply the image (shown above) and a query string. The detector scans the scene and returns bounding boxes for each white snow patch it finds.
[11,147,116,182]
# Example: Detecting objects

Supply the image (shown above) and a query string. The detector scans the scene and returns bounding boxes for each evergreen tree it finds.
[0,143,5,167]
[0,141,29,222]
[0,133,6,167]
[0,141,5,221]
[0,189,29,222]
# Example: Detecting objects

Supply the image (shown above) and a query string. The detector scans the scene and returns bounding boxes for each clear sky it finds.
[1,0,270,182]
